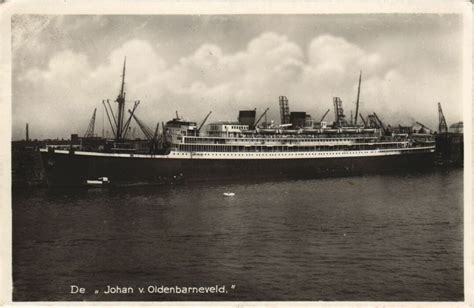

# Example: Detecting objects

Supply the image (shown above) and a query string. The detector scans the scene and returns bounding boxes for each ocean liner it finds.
[39,61,436,186]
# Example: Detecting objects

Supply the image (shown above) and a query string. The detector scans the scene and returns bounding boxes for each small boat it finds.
[85,177,110,187]
[223,192,235,197]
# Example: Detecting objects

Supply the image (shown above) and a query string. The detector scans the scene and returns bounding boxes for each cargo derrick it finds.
[102,99,116,137]
[416,121,433,134]
[198,111,213,133]
[359,113,368,127]
[129,110,154,140]
[253,108,270,129]
[373,112,386,134]
[128,110,162,153]
[150,122,161,153]
[320,109,330,122]
[366,114,379,129]
[121,101,140,139]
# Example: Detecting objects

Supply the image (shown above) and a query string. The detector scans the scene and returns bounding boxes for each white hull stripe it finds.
[40,147,435,160]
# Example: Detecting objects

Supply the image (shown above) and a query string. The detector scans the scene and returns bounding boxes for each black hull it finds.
[40,150,436,187]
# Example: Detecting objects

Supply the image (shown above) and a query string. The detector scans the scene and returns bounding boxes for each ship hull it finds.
[40,149,436,187]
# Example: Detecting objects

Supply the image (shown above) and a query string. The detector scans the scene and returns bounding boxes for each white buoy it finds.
[223,192,235,197]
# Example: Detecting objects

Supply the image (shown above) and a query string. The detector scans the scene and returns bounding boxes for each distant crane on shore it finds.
[84,108,97,138]
[438,102,448,133]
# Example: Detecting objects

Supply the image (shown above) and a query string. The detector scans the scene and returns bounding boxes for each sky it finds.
[11,14,464,140]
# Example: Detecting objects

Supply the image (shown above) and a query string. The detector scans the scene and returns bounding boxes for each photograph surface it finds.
[9,11,468,302]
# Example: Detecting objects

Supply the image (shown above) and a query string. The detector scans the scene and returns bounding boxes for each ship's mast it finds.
[354,71,362,126]
[115,57,127,141]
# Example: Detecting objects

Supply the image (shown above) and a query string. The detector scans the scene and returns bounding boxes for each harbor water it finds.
[12,168,463,301]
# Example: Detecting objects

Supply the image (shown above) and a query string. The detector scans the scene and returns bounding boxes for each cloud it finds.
[11,15,54,52]
[14,39,168,139]
[13,32,458,140]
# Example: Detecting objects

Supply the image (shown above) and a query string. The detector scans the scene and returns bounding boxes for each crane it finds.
[438,102,448,133]
[84,108,97,138]
[253,108,270,129]
[198,111,212,132]
[320,109,330,122]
